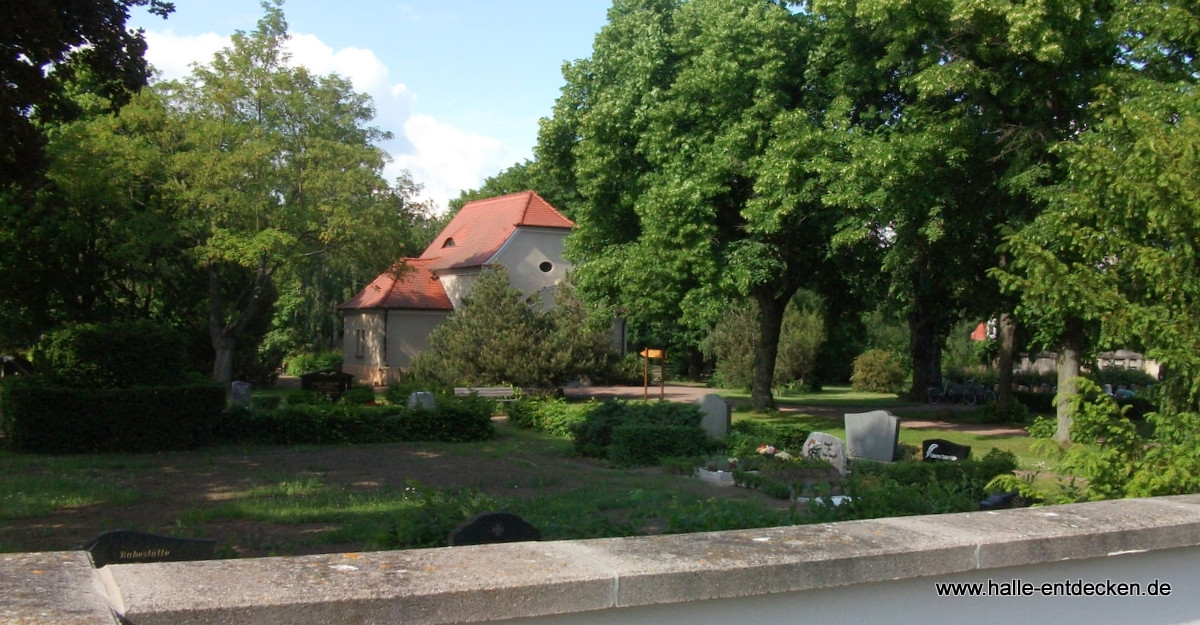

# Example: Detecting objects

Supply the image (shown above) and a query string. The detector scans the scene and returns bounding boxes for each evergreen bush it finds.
[849,349,905,393]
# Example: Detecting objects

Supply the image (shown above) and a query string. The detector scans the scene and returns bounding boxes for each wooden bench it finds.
[454,386,516,402]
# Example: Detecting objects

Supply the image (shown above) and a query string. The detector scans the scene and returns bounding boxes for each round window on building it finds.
[538,261,553,273]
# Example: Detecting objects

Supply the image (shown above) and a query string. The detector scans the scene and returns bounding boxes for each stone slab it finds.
[26,494,1200,625]
[844,410,900,462]
[407,391,436,410]
[694,394,731,438]
[0,552,116,624]
[801,432,847,475]
[105,541,617,625]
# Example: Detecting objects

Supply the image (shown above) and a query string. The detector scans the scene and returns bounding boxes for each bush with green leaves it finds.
[410,268,617,388]
[213,395,495,446]
[571,400,704,460]
[849,349,905,393]
[285,351,343,375]
[1,377,224,453]
[337,385,376,406]
[608,425,712,468]
[34,321,188,388]
[1053,379,1200,499]
[506,396,594,438]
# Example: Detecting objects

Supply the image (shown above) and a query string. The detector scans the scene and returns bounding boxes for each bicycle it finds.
[960,379,997,406]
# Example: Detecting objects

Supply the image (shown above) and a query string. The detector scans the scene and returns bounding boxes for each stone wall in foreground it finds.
[6,495,1200,624]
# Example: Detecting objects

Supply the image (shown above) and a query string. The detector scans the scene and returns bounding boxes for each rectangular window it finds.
[355,329,365,358]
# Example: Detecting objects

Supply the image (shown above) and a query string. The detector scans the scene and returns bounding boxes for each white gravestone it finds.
[407,391,436,410]
[231,381,252,406]
[694,394,731,438]
[844,410,901,463]
[801,432,847,475]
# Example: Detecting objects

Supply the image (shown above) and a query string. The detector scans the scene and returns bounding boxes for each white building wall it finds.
[386,310,450,369]
[340,311,386,384]
[437,269,481,310]
[488,227,571,308]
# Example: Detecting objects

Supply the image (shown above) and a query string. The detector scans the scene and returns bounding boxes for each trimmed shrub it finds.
[285,351,343,376]
[287,389,330,406]
[506,396,593,437]
[608,425,711,467]
[571,400,703,459]
[34,321,187,388]
[337,385,377,406]
[213,395,495,446]
[850,349,905,393]
[1,377,224,453]
[250,395,282,410]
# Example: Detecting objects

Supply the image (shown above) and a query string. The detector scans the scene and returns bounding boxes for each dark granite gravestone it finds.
[299,369,354,400]
[231,380,252,405]
[922,439,971,462]
[979,491,1019,511]
[447,512,541,546]
[83,530,215,568]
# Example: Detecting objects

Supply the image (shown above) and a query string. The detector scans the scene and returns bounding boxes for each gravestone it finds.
[447,512,541,546]
[801,432,847,475]
[407,391,436,410]
[299,369,354,401]
[84,530,215,568]
[231,381,252,405]
[922,439,971,462]
[694,394,731,438]
[844,410,901,463]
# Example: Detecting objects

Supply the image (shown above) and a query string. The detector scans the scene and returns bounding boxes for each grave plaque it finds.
[695,394,731,438]
[407,391,436,410]
[299,369,354,400]
[231,380,252,405]
[844,410,901,463]
[448,512,541,546]
[84,530,215,568]
[922,439,971,462]
[802,432,847,475]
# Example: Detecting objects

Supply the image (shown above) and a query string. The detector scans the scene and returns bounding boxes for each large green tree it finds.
[1,0,172,189]
[539,0,855,409]
[808,0,1121,400]
[160,2,423,381]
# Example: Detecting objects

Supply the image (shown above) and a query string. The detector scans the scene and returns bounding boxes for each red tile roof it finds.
[419,191,573,270]
[337,258,453,311]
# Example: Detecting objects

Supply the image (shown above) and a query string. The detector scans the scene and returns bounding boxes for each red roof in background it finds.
[337,258,453,311]
[419,191,573,270]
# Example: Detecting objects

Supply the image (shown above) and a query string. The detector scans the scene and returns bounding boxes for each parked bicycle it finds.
[927,378,996,405]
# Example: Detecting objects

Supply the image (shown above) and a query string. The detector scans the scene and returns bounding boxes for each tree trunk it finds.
[1053,317,1085,445]
[212,336,235,383]
[996,312,1016,412]
[907,307,942,401]
[750,293,787,411]
[207,259,273,384]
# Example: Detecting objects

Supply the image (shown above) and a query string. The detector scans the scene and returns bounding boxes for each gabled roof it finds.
[337,258,453,311]
[419,191,573,270]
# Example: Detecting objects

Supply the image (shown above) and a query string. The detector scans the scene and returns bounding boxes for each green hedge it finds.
[213,396,495,445]
[608,425,711,467]
[506,396,592,437]
[571,400,703,459]
[1,378,224,453]
[34,321,187,388]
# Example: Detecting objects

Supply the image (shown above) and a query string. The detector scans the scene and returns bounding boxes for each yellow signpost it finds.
[640,348,666,400]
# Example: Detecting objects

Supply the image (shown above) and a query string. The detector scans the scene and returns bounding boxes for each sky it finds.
[126,0,613,210]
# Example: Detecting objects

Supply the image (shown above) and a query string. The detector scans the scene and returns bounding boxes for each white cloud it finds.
[139,29,507,212]
[390,115,516,210]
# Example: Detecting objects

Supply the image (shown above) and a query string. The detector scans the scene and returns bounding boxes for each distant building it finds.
[338,191,575,385]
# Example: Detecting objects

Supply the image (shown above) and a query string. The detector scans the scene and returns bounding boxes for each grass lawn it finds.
[719,385,913,409]
[0,400,1062,557]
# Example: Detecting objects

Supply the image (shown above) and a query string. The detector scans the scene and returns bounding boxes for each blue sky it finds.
[127,0,612,209]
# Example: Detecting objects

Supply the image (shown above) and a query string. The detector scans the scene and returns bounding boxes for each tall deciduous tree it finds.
[539,0,851,409]
[809,0,1119,400]
[1,0,172,188]
[161,2,416,381]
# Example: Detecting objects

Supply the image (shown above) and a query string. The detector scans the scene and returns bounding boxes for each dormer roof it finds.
[337,258,453,311]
